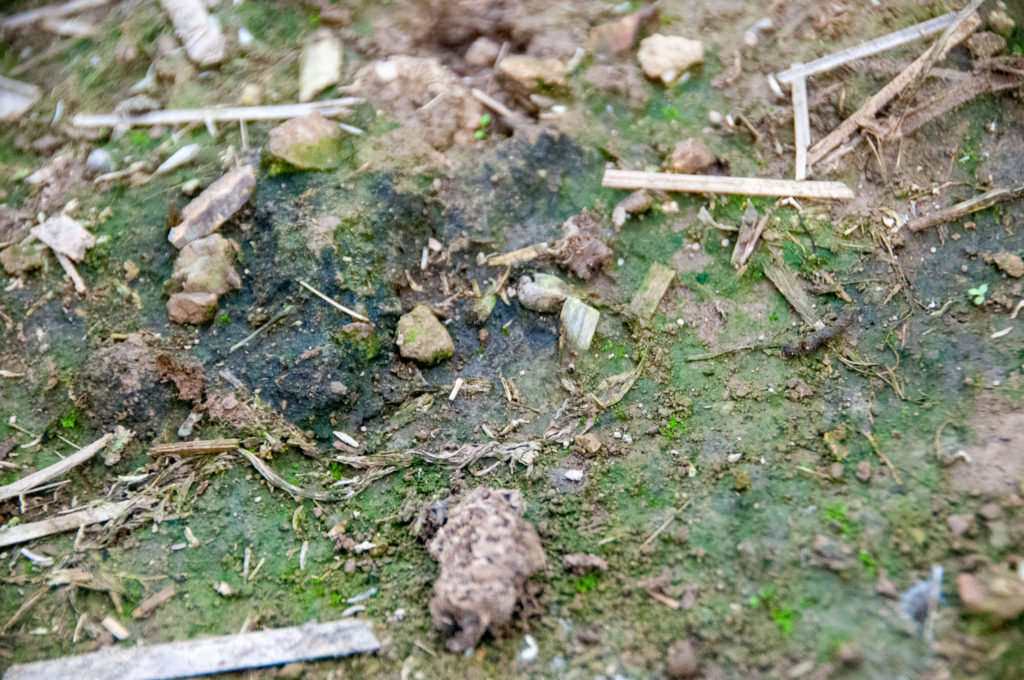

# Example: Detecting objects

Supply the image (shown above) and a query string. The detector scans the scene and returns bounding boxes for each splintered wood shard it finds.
[0,500,133,548]
[807,11,980,168]
[0,433,112,502]
[602,169,854,200]
[2,619,380,680]
[764,255,823,330]
[775,12,957,84]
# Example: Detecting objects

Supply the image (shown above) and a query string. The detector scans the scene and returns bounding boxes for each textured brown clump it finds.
[552,210,612,280]
[79,334,172,433]
[428,487,545,652]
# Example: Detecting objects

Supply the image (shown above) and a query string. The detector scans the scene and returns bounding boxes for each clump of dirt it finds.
[427,486,545,652]
[414,0,522,47]
[552,210,612,280]
[205,389,319,457]
[153,354,205,403]
[79,333,172,433]
[24,153,87,213]
[949,397,1024,498]
[351,56,484,150]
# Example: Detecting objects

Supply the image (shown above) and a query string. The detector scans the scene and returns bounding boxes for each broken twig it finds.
[0,500,134,548]
[148,438,240,458]
[807,11,980,168]
[775,12,957,84]
[908,184,1024,232]
[0,433,111,502]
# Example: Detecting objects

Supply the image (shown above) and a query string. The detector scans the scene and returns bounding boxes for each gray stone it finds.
[665,640,698,678]
[168,291,218,324]
[266,114,344,170]
[88,148,116,174]
[396,304,453,365]
[517,274,569,313]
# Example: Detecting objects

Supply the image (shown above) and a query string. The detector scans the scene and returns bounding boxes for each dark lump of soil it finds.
[79,334,203,436]
[950,396,1024,498]
[427,486,545,652]
[79,334,173,434]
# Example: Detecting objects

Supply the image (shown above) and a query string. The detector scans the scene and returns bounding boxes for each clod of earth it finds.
[167,165,256,249]
[957,567,1024,620]
[665,639,699,679]
[267,113,344,171]
[987,251,1024,278]
[637,34,704,84]
[427,487,545,652]
[586,6,659,55]
[563,553,607,575]
[612,189,652,228]
[352,56,483,150]
[396,305,454,365]
[499,55,568,92]
[666,138,715,175]
[552,210,612,279]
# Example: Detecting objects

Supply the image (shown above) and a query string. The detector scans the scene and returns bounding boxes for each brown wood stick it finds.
[908,184,1024,232]
[148,438,240,457]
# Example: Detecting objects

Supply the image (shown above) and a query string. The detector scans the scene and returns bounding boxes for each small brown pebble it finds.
[829,462,844,480]
[876,568,899,599]
[979,503,1002,521]
[947,513,972,537]
[277,662,305,680]
[838,642,863,668]
[478,328,489,345]
[574,433,601,455]
[665,639,699,678]
[855,460,871,483]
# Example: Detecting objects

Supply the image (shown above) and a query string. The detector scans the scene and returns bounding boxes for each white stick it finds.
[602,169,854,200]
[2,0,110,29]
[790,73,810,181]
[775,12,956,84]
[0,500,131,548]
[3,619,379,680]
[297,279,371,323]
[71,98,362,128]
[0,433,111,502]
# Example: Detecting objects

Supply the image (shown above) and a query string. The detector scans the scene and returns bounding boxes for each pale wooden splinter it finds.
[71,98,362,128]
[0,433,111,502]
[3,619,380,680]
[602,169,854,200]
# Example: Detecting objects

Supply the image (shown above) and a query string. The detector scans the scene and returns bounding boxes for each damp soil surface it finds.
[2,1,1024,679]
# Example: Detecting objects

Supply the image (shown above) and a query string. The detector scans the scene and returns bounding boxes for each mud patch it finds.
[79,333,172,433]
[950,398,1024,498]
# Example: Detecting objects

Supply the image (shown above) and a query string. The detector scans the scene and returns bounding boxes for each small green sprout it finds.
[967,283,988,305]
[217,313,231,324]
[474,113,492,140]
